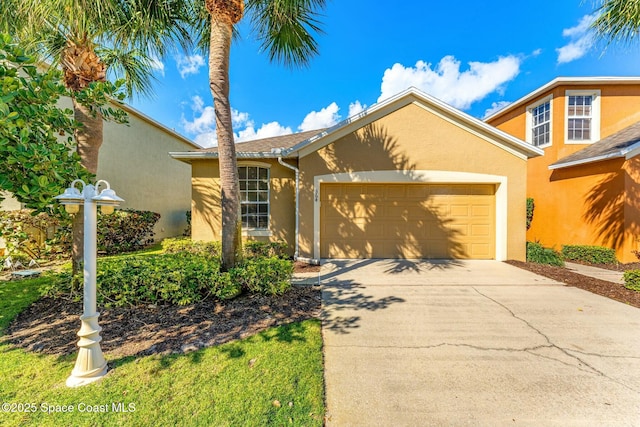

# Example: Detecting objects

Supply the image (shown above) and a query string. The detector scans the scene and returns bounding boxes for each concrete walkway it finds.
[321,259,640,426]
[565,262,625,284]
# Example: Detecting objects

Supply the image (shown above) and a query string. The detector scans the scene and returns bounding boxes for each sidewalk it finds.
[565,262,625,285]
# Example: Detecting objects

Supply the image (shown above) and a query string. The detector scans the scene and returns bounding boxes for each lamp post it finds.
[55,179,123,387]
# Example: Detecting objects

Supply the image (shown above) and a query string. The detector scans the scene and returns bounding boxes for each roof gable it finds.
[286,88,542,160]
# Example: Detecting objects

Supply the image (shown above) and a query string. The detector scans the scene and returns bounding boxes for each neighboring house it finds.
[1,101,199,247]
[171,88,542,263]
[485,77,640,263]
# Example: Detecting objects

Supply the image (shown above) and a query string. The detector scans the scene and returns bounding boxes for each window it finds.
[526,96,552,148]
[565,90,600,143]
[238,165,269,229]
[531,101,551,147]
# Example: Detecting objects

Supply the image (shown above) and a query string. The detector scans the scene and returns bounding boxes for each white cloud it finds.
[378,55,521,110]
[182,96,292,148]
[348,101,366,118]
[483,101,512,119]
[298,102,341,131]
[237,122,293,142]
[149,56,165,76]
[556,14,596,64]
[531,48,542,57]
[176,54,205,78]
[194,132,217,148]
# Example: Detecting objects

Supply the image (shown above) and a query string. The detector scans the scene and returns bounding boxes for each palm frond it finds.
[98,47,158,99]
[246,0,327,68]
[592,0,640,44]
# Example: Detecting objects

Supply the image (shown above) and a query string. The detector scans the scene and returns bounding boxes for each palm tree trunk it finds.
[71,98,104,274]
[209,15,242,270]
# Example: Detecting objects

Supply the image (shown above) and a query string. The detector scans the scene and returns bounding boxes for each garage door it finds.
[320,183,495,259]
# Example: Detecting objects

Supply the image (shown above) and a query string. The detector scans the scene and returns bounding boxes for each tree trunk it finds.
[71,99,104,274]
[209,14,242,270]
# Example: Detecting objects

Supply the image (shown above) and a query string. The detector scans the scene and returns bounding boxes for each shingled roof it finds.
[203,129,323,155]
[549,121,640,169]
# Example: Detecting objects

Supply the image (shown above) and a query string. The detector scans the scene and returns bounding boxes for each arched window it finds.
[238,165,269,229]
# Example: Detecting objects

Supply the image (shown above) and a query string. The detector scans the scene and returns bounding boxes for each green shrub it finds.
[624,270,640,292]
[0,209,65,260]
[97,209,161,254]
[162,237,221,258]
[162,238,289,260]
[561,245,618,265]
[527,241,564,266]
[232,257,294,295]
[526,198,534,231]
[243,241,289,258]
[43,248,294,306]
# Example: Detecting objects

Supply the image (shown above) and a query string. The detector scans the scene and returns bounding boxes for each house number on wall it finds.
[314,188,319,202]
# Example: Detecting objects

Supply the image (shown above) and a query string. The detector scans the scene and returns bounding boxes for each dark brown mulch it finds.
[293,261,321,273]
[3,286,321,359]
[567,261,640,272]
[506,260,640,308]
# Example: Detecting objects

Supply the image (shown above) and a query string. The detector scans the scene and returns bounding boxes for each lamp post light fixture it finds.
[54,179,123,387]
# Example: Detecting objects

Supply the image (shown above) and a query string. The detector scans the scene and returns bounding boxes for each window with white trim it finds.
[526,95,552,148]
[531,101,551,147]
[238,165,269,229]
[565,90,600,143]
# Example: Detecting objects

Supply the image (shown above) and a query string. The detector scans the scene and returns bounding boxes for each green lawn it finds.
[0,274,324,426]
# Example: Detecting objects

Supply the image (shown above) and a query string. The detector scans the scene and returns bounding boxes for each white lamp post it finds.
[54,179,123,387]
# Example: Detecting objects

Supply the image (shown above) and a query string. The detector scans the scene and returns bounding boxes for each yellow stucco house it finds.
[2,101,199,241]
[171,88,542,263]
[486,77,640,263]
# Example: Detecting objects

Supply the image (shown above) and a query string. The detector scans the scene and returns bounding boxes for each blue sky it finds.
[129,0,640,148]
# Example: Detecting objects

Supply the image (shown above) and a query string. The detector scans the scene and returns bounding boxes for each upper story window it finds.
[531,101,551,147]
[526,95,553,148]
[565,90,600,144]
[238,165,269,230]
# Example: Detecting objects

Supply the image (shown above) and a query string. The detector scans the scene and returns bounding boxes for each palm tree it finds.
[592,0,640,44]
[1,0,192,271]
[195,0,327,269]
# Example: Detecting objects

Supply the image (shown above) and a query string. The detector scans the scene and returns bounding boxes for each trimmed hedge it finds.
[527,241,564,266]
[44,240,294,307]
[162,238,289,259]
[624,270,640,292]
[162,237,221,258]
[561,245,618,265]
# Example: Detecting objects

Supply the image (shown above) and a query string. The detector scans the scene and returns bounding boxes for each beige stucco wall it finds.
[190,158,297,254]
[96,110,194,240]
[298,102,528,261]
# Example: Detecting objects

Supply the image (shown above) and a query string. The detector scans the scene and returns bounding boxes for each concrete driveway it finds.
[321,259,640,426]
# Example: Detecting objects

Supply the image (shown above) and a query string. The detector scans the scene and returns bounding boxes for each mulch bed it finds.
[3,286,321,359]
[506,260,640,308]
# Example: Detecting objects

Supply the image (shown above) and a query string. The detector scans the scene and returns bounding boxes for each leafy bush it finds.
[527,241,564,266]
[526,198,534,231]
[243,240,289,258]
[183,210,192,236]
[44,252,242,307]
[43,242,295,306]
[561,245,618,265]
[0,209,65,261]
[162,237,221,258]
[97,209,160,254]
[232,257,293,295]
[623,270,640,292]
[162,238,289,260]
